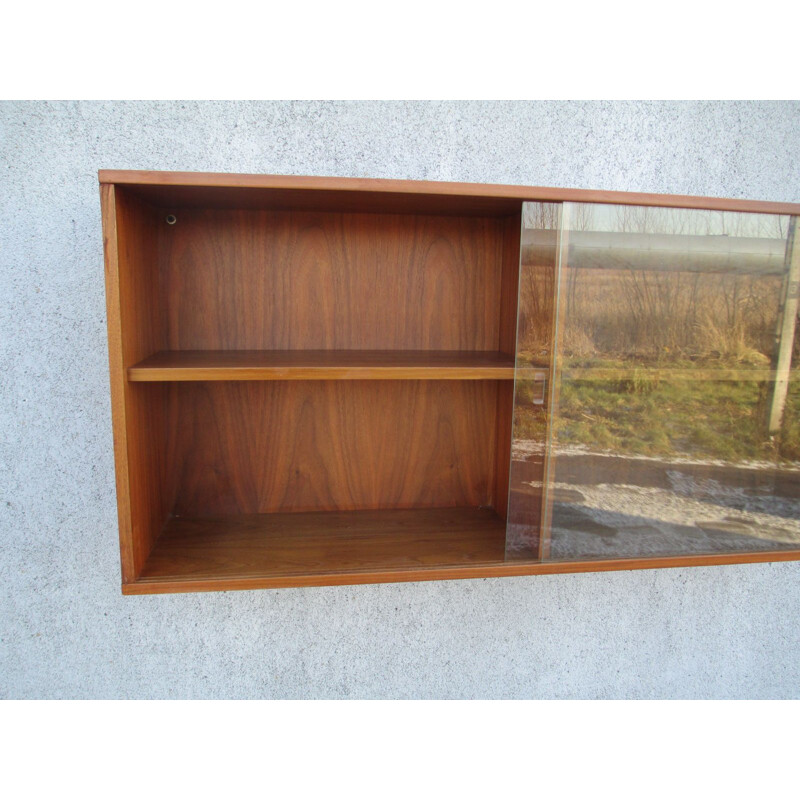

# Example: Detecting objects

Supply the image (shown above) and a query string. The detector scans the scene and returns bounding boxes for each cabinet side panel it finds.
[111,188,171,578]
[101,184,136,582]
[168,381,497,515]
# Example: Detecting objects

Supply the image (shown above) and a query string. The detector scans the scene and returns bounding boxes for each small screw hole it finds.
[166,214,177,225]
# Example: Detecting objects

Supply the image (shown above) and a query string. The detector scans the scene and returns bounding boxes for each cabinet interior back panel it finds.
[166,380,500,516]
[157,209,505,351]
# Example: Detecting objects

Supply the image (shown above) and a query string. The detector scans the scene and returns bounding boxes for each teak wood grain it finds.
[102,185,172,582]
[138,507,507,583]
[102,184,134,580]
[129,543,800,594]
[158,208,505,351]
[128,350,515,381]
[99,170,800,216]
[166,380,500,515]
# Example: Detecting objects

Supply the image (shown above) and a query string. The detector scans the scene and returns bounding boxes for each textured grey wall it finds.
[2,101,799,699]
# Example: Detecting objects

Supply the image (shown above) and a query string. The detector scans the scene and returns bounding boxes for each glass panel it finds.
[508,202,800,562]
[506,203,561,558]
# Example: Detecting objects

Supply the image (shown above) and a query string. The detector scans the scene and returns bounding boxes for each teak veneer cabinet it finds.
[101,170,800,594]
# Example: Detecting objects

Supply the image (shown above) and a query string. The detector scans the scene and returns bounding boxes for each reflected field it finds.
[507,203,800,562]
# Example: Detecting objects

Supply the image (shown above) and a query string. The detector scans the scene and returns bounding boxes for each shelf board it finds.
[133,507,507,592]
[128,350,516,381]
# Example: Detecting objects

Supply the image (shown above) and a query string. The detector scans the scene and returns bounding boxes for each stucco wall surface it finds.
[1,100,799,699]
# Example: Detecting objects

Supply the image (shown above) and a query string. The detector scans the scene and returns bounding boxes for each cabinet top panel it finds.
[98,170,800,216]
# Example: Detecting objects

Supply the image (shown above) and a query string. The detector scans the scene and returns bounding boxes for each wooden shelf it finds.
[131,507,506,592]
[128,350,516,381]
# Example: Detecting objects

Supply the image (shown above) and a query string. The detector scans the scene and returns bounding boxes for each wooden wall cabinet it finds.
[100,171,800,593]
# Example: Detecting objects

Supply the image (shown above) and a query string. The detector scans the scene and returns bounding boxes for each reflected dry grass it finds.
[514,266,800,464]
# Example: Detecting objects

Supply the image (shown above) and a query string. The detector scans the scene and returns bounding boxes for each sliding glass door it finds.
[507,202,800,562]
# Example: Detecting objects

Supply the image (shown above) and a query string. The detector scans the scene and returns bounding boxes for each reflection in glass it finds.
[507,202,800,562]
[506,203,560,557]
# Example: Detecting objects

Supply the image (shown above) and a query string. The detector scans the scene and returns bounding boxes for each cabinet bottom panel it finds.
[135,506,507,589]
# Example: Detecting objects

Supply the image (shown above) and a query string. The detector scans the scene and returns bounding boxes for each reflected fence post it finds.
[767,216,800,434]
